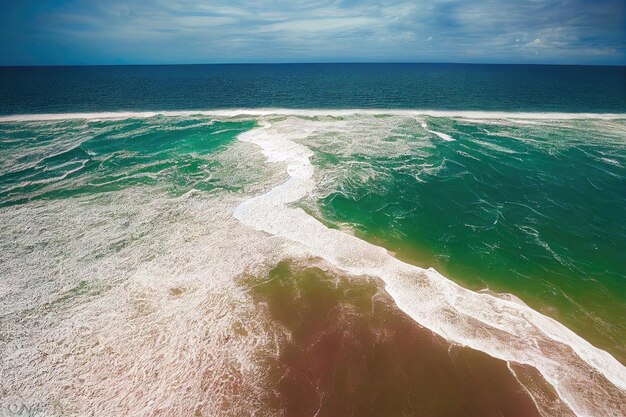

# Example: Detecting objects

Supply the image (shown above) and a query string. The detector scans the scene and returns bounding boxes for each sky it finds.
[0,0,624,65]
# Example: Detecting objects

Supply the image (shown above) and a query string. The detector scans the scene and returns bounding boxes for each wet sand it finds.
[246,260,547,417]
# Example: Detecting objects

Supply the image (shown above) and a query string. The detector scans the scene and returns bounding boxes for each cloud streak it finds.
[0,0,624,65]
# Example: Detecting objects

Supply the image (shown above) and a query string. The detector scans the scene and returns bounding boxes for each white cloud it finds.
[259,17,380,33]
[8,0,624,64]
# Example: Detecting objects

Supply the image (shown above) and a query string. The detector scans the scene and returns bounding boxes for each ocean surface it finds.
[0,64,625,417]
[1,63,625,114]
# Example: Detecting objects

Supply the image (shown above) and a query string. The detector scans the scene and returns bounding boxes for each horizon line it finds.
[1,61,625,68]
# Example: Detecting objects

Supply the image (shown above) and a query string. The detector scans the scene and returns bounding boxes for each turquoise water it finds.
[1,112,625,416]
[1,114,624,359]
[2,60,626,417]
[303,116,626,360]
[0,117,255,206]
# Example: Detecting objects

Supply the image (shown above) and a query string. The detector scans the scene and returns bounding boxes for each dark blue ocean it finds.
[0,63,624,114]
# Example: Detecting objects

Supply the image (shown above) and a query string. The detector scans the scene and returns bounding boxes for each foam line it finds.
[233,117,626,417]
[421,121,456,141]
[1,109,626,122]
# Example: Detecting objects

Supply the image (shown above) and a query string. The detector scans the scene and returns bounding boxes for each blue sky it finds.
[0,0,624,65]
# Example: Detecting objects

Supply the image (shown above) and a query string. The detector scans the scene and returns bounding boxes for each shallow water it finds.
[247,260,546,417]
[0,111,624,416]
[303,115,626,361]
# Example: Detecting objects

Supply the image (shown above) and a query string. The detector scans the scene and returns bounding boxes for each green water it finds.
[1,113,624,365]
[1,113,625,416]
[0,117,256,206]
[309,116,626,361]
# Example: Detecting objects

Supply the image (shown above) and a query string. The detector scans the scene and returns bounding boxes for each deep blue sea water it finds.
[0,63,625,114]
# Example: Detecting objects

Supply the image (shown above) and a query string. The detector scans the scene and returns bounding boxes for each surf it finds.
[1,108,626,123]
[1,111,624,416]
[233,115,626,417]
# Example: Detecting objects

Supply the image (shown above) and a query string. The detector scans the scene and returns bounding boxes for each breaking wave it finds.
[233,115,626,417]
[1,110,625,416]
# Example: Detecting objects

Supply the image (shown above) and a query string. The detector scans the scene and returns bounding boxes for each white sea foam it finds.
[233,116,626,417]
[0,138,288,416]
[1,112,624,416]
[421,121,456,141]
[1,108,625,123]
